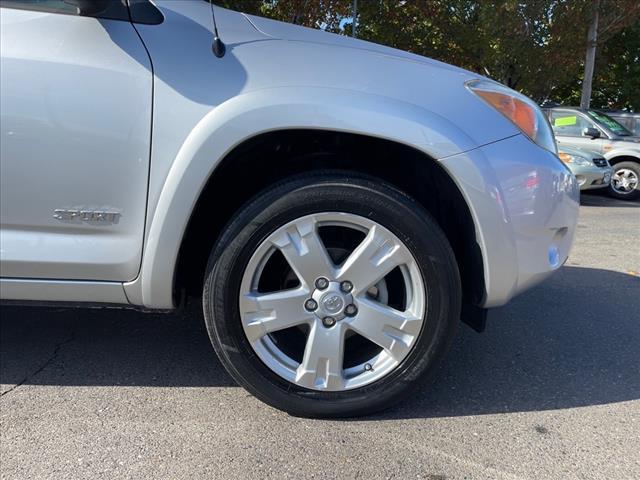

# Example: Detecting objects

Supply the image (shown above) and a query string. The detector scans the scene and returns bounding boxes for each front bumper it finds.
[440,134,580,308]
[568,164,612,190]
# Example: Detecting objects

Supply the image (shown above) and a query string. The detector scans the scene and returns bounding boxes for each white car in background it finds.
[0,0,579,417]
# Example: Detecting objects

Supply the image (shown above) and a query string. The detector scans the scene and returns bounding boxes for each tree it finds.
[219,0,352,29]
[581,0,600,108]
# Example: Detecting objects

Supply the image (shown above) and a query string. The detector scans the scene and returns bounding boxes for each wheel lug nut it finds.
[315,277,329,290]
[340,280,353,293]
[304,299,318,311]
[322,316,336,328]
[345,304,358,317]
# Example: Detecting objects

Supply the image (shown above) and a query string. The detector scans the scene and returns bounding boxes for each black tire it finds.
[203,174,461,418]
[608,161,640,201]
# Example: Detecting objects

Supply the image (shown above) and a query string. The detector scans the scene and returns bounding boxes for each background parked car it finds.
[557,146,612,191]
[543,106,640,200]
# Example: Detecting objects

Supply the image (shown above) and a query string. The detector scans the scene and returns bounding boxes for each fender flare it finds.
[124,87,483,308]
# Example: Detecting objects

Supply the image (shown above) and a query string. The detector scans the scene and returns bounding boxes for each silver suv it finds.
[545,107,640,200]
[0,0,579,417]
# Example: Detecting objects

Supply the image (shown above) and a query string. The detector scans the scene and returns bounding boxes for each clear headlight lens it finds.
[558,152,592,166]
[467,79,557,154]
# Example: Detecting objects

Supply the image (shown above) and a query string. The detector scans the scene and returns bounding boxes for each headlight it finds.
[467,79,557,154]
[558,152,592,166]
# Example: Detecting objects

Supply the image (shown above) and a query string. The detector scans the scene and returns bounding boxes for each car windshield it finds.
[588,110,633,136]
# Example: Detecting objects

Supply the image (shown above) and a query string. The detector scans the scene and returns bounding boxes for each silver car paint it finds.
[131,2,520,231]
[0,278,128,304]
[441,135,579,307]
[0,2,578,309]
[558,146,612,191]
[0,7,152,281]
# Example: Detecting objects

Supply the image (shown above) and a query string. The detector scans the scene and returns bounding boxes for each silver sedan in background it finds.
[557,146,613,191]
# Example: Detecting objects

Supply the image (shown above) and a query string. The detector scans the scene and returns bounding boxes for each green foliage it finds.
[588,20,640,110]
[219,0,640,111]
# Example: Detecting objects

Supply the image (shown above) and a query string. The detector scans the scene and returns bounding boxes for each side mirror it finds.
[583,127,601,139]
[63,0,111,15]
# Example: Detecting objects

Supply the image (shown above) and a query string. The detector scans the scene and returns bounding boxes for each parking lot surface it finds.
[1,193,639,480]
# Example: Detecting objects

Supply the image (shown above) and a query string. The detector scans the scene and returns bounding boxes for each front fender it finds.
[124,87,503,308]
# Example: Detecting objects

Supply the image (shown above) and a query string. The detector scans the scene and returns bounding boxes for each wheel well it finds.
[175,130,485,310]
[608,155,639,166]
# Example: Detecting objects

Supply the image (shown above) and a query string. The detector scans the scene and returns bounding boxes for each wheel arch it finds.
[166,131,484,322]
[606,154,640,166]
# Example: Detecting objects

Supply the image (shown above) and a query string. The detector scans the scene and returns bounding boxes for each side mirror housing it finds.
[583,127,601,139]
[63,0,111,15]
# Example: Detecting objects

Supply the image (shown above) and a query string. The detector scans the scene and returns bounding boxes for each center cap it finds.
[311,281,353,321]
[321,292,344,314]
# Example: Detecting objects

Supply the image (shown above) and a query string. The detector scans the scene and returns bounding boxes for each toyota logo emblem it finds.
[322,294,344,314]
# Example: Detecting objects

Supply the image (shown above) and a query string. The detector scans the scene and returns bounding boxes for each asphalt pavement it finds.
[1,192,639,480]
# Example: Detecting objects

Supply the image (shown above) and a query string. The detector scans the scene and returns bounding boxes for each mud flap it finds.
[461,301,488,333]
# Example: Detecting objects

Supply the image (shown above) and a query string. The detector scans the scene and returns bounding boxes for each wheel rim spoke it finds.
[240,287,313,341]
[296,322,345,390]
[346,298,421,361]
[336,225,408,295]
[270,216,335,289]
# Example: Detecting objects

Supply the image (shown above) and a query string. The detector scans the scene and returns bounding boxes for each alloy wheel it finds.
[238,212,426,391]
[611,168,639,195]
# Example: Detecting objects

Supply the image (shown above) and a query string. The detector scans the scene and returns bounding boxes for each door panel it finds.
[550,110,605,154]
[0,6,152,281]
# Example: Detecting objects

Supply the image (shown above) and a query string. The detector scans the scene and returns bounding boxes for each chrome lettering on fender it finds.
[53,209,121,224]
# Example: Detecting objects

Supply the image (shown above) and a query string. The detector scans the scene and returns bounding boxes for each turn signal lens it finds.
[474,90,537,139]
[467,80,557,154]
[558,152,572,163]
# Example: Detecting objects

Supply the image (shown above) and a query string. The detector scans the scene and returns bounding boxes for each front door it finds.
[0,1,152,281]
[549,109,606,155]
